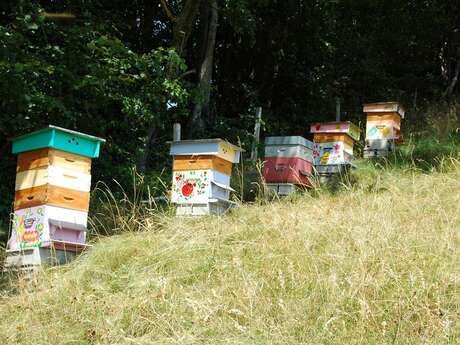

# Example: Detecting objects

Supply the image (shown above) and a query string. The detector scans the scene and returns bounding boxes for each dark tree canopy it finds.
[1,0,459,238]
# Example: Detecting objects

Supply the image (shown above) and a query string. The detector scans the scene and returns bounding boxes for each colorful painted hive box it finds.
[15,165,91,192]
[170,139,244,163]
[15,184,90,211]
[172,170,234,204]
[263,157,312,185]
[173,155,233,176]
[310,122,361,141]
[363,102,405,118]
[313,133,354,154]
[265,136,313,162]
[313,141,353,165]
[365,116,401,141]
[8,205,88,251]
[12,125,105,158]
[17,148,92,174]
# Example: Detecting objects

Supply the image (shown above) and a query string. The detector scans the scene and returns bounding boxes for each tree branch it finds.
[159,0,177,22]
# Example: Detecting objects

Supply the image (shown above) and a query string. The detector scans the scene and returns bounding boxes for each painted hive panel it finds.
[171,170,234,204]
[15,165,91,192]
[12,125,105,158]
[263,157,312,185]
[173,155,232,175]
[8,205,88,251]
[313,142,353,165]
[14,184,90,211]
[310,122,361,141]
[17,148,92,174]
[170,139,243,163]
[264,136,314,149]
[366,122,400,140]
[264,145,313,162]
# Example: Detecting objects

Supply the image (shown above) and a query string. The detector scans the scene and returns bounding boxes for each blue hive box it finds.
[12,125,106,158]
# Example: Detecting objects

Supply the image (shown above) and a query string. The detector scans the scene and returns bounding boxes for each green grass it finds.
[0,155,459,344]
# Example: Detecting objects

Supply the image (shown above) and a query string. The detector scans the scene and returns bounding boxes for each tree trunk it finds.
[443,57,460,99]
[140,0,156,53]
[171,0,202,57]
[189,0,218,138]
[140,0,201,172]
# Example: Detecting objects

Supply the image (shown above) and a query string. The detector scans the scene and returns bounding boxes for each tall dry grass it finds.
[0,160,459,344]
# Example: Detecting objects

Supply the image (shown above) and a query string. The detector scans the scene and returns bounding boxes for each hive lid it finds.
[264,136,313,149]
[169,139,245,163]
[12,125,106,158]
[310,121,360,141]
[363,102,405,118]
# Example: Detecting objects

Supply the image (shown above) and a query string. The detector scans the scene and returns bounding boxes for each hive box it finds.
[17,148,92,174]
[7,205,88,251]
[4,246,86,269]
[175,199,236,216]
[12,125,106,158]
[363,102,405,118]
[15,184,90,211]
[265,136,313,161]
[313,133,354,155]
[364,139,396,158]
[170,139,244,163]
[266,183,300,196]
[263,157,312,185]
[313,142,353,165]
[171,170,234,204]
[173,155,232,176]
[15,165,91,192]
[310,121,361,141]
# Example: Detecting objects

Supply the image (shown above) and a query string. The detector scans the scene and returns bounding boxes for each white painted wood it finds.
[15,165,91,192]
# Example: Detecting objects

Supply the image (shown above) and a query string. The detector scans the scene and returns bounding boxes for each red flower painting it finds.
[182,183,194,197]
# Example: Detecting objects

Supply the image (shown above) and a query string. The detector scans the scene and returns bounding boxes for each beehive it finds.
[310,121,360,171]
[363,102,405,158]
[170,139,243,216]
[263,136,314,194]
[5,126,105,269]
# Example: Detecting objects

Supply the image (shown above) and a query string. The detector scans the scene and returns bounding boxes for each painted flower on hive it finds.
[182,183,194,197]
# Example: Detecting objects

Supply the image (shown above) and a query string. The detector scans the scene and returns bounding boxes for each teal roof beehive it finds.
[12,125,106,158]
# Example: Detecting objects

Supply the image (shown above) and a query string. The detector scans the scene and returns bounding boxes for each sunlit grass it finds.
[0,159,459,344]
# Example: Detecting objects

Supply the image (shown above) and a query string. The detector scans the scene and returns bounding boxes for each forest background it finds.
[1,0,459,242]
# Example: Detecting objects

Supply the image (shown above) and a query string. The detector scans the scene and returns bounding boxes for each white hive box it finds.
[172,169,234,204]
[175,199,236,216]
[7,205,88,251]
[15,165,91,192]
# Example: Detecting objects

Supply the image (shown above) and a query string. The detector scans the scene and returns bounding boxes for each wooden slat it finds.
[173,155,232,175]
[16,148,91,174]
[14,184,90,211]
[16,148,50,172]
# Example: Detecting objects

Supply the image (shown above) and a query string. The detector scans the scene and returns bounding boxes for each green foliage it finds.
[0,6,190,241]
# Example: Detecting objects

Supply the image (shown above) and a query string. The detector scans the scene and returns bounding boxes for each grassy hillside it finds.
[0,157,459,344]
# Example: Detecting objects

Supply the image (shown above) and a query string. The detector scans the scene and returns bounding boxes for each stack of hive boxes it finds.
[263,136,314,195]
[363,102,405,158]
[310,121,360,175]
[170,139,244,216]
[5,126,105,269]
